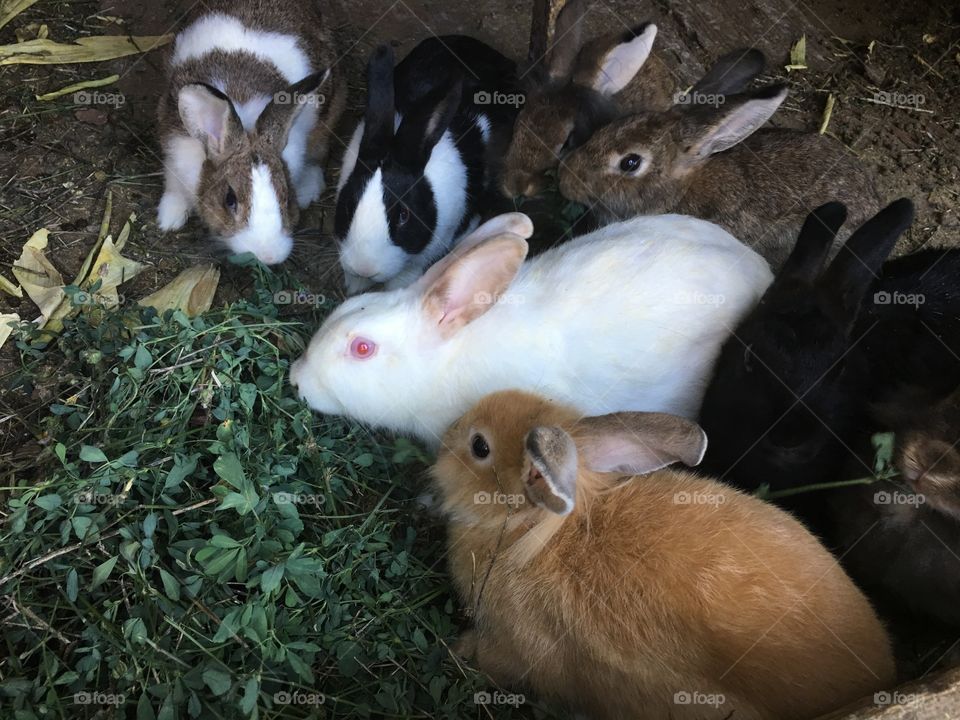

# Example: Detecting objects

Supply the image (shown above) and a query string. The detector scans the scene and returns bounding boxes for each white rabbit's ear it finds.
[684,85,787,160]
[420,235,528,339]
[464,213,535,247]
[523,426,579,515]
[577,24,657,97]
[575,412,707,475]
[178,84,243,160]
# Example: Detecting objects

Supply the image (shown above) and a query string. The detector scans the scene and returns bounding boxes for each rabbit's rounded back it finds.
[335,37,518,293]
[502,0,673,199]
[290,211,772,445]
[157,0,344,265]
[435,390,894,720]
[559,83,880,269]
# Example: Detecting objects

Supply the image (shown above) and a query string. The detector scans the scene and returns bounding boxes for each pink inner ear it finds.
[583,436,665,474]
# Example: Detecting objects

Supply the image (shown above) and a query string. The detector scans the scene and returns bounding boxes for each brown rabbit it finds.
[434,390,895,720]
[558,84,881,269]
[501,0,675,199]
[157,0,345,265]
[881,383,960,522]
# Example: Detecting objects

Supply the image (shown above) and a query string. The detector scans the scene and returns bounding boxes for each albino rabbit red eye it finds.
[349,337,377,359]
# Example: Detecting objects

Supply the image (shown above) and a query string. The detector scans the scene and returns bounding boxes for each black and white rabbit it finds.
[335,37,519,294]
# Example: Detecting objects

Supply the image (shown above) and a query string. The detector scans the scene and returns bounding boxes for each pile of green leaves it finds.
[0,261,551,719]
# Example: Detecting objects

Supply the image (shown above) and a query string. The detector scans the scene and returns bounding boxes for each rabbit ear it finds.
[414,214,535,290]
[683,84,787,160]
[420,235,529,339]
[178,83,244,160]
[395,79,462,166]
[574,24,658,96]
[524,426,579,515]
[690,48,766,96]
[543,0,588,79]
[256,69,330,150]
[360,45,396,159]
[820,198,915,322]
[776,202,848,284]
[574,412,708,475]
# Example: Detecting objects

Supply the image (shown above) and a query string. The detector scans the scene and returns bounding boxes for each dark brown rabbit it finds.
[559,83,880,269]
[502,0,675,198]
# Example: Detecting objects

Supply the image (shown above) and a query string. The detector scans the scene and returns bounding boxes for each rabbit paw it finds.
[158,192,190,231]
[452,629,478,660]
[295,165,325,208]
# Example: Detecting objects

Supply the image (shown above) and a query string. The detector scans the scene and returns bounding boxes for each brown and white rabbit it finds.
[501,0,674,199]
[434,390,895,720]
[558,83,880,269]
[157,0,345,265]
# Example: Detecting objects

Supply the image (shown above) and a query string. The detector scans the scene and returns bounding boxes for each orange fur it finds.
[434,390,895,720]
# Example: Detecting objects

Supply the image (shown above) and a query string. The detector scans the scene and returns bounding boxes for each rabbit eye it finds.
[470,433,490,460]
[349,336,377,360]
[224,186,238,212]
[396,205,411,227]
[619,154,644,174]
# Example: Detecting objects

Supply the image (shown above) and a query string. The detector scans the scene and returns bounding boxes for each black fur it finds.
[335,36,519,258]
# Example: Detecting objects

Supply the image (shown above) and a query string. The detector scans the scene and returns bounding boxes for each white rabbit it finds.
[290,213,772,444]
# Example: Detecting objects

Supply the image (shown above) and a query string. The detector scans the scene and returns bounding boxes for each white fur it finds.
[290,214,774,445]
[224,164,293,265]
[158,134,205,230]
[172,13,310,83]
[475,114,492,143]
[336,114,469,291]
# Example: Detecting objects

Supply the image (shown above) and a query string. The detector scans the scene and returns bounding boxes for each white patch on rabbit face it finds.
[337,121,364,194]
[339,169,408,282]
[224,163,292,265]
[173,13,310,84]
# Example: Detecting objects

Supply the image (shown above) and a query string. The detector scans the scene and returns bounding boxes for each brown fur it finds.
[503,5,675,199]
[889,385,960,521]
[434,390,895,720]
[559,107,881,270]
[156,0,345,241]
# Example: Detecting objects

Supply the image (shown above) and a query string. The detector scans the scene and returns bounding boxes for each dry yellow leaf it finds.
[0,313,19,352]
[0,273,22,297]
[12,229,65,323]
[0,0,38,31]
[83,236,146,309]
[36,74,119,101]
[0,34,172,65]
[139,265,220,317]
